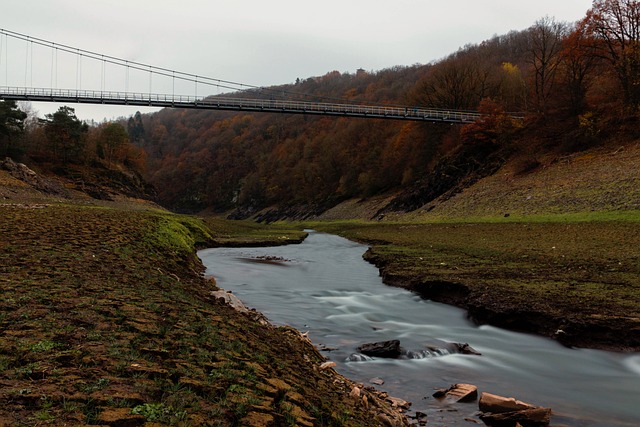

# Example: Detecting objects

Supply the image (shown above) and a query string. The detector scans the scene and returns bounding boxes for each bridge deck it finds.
[0,86,488,123]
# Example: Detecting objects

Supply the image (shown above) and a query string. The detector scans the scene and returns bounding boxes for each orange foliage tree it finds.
[460,98,519,146]
[585,0,640,107]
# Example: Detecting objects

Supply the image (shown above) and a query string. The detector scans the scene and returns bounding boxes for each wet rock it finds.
[479,392,551,426]
[480,407,551,426]
[413,411,428,426]
[210,289,270,326]
[346,353,373,362]
[319,361,336,370]
[479,392,536,413]
[386,396,411,411]
[357,340,402,358]
[370,377,385,385]
[318,343,338,351]
[450,342,482,355]
[433,383,478,403]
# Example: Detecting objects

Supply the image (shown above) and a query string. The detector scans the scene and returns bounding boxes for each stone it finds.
[346,353,373,362]
[319,361,336,370]
[479,392,551,426]
[433,383,478,403]
[350,386,361,398]
[479,407,551,426]
[386,396,411,410]
[357,340,402,358]
[210,289,270,325]
[479,392,536,413]
[370,377,385,385]
[450,342,482,355]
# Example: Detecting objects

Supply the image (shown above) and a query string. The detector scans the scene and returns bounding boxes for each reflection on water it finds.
[198,232,640,426]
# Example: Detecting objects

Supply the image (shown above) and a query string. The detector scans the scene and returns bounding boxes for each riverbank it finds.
[300,141,640,352]
[0,195,407,426]
[309,216,640,352]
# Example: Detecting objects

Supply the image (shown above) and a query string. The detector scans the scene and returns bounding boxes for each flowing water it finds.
[198,231,640,426]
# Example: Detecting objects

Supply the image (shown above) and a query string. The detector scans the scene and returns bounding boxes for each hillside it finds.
[317,135,640,221]
[131,4,640,218]
[0,172,408,426]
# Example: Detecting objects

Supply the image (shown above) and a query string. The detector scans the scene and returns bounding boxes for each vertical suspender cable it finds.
[0,33,3,86]
[50,45,54,88]
[24,38,28,87]
[76,49,79,91]
[55,47,58,89]
[101,56,106,92]
[30,40,33,88]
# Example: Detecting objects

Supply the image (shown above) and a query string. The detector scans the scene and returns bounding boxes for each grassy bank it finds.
[0,203,404,426]
[308,212,640,351]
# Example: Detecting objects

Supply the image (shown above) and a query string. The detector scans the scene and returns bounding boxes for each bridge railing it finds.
[1,86,513,123]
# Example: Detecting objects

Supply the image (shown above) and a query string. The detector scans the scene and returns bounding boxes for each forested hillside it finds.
[129,1,640,216]
[2,1,638,215]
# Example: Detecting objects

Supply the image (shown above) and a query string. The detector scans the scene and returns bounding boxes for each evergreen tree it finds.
[0,100,28,159]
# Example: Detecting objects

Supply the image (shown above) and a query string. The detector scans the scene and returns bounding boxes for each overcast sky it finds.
[3,0,593,122]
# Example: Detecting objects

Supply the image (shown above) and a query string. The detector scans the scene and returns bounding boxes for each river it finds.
[198,231,640,426]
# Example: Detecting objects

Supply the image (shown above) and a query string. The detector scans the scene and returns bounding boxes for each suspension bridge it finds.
[0,29,496,124]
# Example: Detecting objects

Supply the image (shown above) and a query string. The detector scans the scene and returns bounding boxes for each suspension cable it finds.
[0,27,369,105]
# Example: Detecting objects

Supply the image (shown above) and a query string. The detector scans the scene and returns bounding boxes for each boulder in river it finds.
[479,392,551,426]
[357,340,403,358]
[449,342,482,355]
[345,353,373,362]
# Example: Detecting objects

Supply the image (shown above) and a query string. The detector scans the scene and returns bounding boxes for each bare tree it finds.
[585,0,640,108]
[527,16,568,116]
[561,21,602,114]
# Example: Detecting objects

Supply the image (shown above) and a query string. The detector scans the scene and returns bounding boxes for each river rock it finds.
[370,377,385,385]
[386,396,411,410]
[210,289,270,326]
[480,407,551,426]
[450,342,482,355]
[357,340,402,358]
[345,353,373,362]
[433,383,478,403]
[479,392,551,426]
[479,392,537,413]
[319,361,336,370]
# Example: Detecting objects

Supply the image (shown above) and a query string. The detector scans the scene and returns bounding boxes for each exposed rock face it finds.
[357,340,402,358]
[376,141,504,215]
[1,157,68,197]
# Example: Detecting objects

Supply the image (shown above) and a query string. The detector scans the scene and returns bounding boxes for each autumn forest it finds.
[1,0,639,216]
